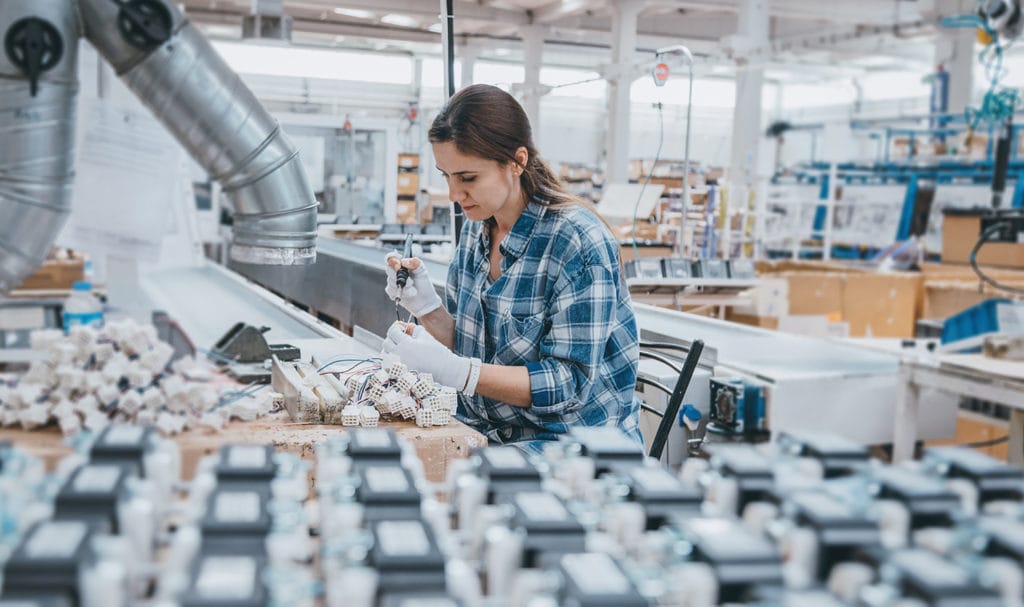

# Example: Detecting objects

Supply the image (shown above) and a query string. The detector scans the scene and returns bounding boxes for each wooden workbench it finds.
[0,412,486,485]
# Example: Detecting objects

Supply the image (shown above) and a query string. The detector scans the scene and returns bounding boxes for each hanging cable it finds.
[970,222,1024,294]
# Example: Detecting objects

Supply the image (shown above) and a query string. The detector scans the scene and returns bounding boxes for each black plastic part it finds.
[395,233,414,289]
[346,428,404,463]
[476,446,543,503]
[927,446,1024,503]
[54,464,130,534]
[625,466,702,530]
[892,549,1003,606]
[180,554,268,607]
[980,208,1024,243]
[89,425,155,477]
[558,553,650,607]
[991,116,1013,208]
[199,486,273,555]
[369,519,447,595]
[778,432,870,479]
[215,445,277,485]
[709,445,776,515]
[874,467,962,529]
[356,465,423,521]
[569,427,645,475]
[0,521,95,606]
[789,491,881,580]
[211,323,299,364]
[686,518,783,602]
[116,0,173,51]
[4,17,63,97]
[511,492,587,568]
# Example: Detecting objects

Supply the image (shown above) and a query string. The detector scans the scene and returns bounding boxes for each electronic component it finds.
[623,258,663,280]
[660,258,691,279]
[926,446,1024,503]
[727,258,756,279]
[685,517,784,601]
[199,485,273,555]
[88,425,156,476]
[888,549,1003,606]
[788,490,880,579]
[369,519,447,597]
[0,520,96,605]
[511,492,587,567]
[356,465,423,521]
[777,432,870,479]
[53,464,130,533]
[178,554,269,607]
[476,446,543,502]
[623,465,702,529]
[569,426,645,474]
[874,467,962,529]
[345,428,405,467]
[980,516,1024,565]
[707,378,765,439]
[557,553,648,607]
[707,445,775,515]
[214,445,276,485]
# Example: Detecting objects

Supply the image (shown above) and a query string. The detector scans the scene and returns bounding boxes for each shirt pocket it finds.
[493,310,545,366]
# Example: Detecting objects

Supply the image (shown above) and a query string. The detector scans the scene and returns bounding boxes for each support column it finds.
[520,25,545,130]
[461,44,479,90]
[728,0,769,190]
[934,7,976,116]
[604,0,643,184]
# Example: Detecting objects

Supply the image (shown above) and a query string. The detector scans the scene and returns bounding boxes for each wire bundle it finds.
[317,354,458,428]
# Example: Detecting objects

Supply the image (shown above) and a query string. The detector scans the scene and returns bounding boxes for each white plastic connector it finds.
[359,407,380,428]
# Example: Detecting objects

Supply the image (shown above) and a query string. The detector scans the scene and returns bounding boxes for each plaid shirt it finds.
[446,198,642,452]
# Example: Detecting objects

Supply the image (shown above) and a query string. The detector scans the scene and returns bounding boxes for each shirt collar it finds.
[497,198,546,261]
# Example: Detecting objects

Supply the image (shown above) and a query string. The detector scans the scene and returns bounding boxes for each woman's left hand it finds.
[382,322,471,391]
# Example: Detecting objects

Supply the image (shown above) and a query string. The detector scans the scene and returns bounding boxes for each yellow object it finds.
[978,27,994,45]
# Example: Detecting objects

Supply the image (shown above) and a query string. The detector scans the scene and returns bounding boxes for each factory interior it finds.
[4,0,1024,605]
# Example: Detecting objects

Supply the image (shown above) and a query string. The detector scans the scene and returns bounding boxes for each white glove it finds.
[382,323,475,392]
[385,252,442,318]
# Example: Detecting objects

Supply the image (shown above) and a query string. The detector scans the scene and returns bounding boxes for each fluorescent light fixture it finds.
[428,22,442,33]
[381,13,419,28]
[333,8,374,19]
[494,47,511,57]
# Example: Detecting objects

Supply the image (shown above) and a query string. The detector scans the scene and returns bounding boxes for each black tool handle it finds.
[395,233,414,289]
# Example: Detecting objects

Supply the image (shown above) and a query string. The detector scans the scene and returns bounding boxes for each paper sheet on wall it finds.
[59,98,183,262]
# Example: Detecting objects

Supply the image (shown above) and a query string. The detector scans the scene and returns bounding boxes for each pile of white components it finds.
[272,353,458,429]
[0,320,275,437]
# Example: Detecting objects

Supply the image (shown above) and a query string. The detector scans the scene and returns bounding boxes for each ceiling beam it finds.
[531,0,601,24]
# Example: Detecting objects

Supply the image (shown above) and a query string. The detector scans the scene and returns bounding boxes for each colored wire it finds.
[970,222,1024,295]
[317,357,380,373]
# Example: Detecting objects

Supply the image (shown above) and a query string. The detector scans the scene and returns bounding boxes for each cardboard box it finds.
[942,211,1024,268]
[926,411,1008,461]
[782,272,844,316]
[843,273,919,338]
[398,153,419,169]
[15,259,85,291]
[396,200,418,224]
[725,312,779,330]
[922,280,1024,320]
[397,172,419,197]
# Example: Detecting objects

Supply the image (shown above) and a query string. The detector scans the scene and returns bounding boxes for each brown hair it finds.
[429,84,603,219]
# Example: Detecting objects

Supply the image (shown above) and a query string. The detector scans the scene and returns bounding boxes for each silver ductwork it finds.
[78,0,317,266]
[0,0,79,293]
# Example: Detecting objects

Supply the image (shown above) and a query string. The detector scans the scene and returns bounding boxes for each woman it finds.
[382,84,641,453]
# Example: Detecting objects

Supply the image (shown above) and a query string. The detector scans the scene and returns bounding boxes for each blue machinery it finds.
[770,115,1024,259]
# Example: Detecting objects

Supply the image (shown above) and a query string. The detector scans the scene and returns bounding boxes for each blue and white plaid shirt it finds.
[446,198,642,452]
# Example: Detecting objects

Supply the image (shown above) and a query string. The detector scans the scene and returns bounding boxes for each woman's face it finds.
[432,141,523,223]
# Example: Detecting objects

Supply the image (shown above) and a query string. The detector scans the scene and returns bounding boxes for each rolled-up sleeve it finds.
[525,263,616,415]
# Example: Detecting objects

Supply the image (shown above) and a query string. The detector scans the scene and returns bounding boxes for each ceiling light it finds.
[381,13,419,28]
[333,8,374,19]
[494,48,511,57]
[428,22,442,33]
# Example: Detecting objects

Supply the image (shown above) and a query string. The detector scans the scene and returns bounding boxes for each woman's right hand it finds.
[385,252,443,318]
